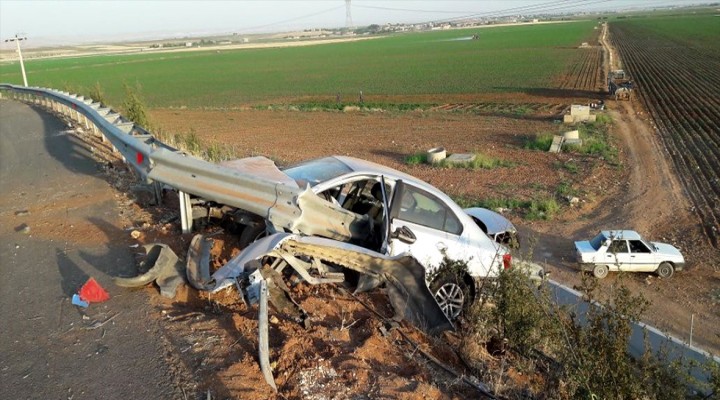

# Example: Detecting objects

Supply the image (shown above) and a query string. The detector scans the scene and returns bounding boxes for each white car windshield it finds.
[283,157,352,187]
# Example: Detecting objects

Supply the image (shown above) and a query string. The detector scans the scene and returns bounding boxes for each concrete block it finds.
[549,135,564,153]
[445,153,476,164]
[563,130,579,140]
[571,104,590,117]
[563,114,575,124]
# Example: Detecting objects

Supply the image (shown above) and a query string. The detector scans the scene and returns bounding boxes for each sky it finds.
[0,0,710,48]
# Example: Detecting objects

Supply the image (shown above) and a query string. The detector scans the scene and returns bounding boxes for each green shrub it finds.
[525,198,559,220]
[122,83,151,129]
[88,81,107,105]
[439,153,516,170]
[524,133,555,151]
[404,152,427,165]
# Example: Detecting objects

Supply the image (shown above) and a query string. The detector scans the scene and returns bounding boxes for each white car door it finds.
[628,239,658,271]
[606,239,633,271]
[386,181,469,273]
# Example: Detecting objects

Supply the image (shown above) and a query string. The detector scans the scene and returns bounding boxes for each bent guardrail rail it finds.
[0,84,369,241]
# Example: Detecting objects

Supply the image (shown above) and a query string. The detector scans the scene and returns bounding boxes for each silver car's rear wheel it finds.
[656,262,674,278]
[434,282,465,320]
[593,264,609,279]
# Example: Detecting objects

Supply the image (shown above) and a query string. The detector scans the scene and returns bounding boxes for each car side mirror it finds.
[391,226,416,244]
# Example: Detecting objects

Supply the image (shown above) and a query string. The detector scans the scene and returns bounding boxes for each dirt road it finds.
[522,23,720,353]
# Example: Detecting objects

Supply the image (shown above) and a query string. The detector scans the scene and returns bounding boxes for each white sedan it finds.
[575,230,685,279]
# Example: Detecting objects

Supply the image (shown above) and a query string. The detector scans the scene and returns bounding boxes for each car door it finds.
[628,239,656,271]
[606,239,633,271]
[386,180,467,272]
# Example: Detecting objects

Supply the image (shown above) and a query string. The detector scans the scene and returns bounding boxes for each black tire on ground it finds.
[656,262,674,279]
[239,222,267,249]
[430,272,474,321]
[593,264,609,279]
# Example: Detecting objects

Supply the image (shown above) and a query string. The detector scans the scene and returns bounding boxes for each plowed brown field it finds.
[610,21,720,247]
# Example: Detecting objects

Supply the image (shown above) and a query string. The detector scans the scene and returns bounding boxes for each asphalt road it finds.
[0,99,180,399]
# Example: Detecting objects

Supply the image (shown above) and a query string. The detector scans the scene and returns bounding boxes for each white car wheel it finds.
[433,282,466,320]
[656,262,674,278]
[593,264,609,279]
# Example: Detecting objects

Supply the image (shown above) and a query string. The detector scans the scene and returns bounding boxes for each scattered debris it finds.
[84,312,121,330]
[71,294,89,308]
[114,244,185,298]
[130,230,142,239]
[15,223,30,234]
[14,210,30,216]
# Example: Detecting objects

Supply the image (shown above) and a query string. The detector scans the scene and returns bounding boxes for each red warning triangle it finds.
[79,278,110,303]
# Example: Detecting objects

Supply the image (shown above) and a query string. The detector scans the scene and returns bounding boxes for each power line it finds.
[235,5,344,33]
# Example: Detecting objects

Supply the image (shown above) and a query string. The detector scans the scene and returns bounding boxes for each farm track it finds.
[610,23,720,247]
[560,47,603,92]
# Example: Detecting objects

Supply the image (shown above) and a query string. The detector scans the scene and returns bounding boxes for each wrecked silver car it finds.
[198,155,544,319]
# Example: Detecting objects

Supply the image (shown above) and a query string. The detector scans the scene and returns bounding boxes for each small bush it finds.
[88,81,107,105]
[404,152,426,165]
[556,181,578,197]
[122,83,151,129]
[524,133,555,151]
[555,160,579,174]
[525,198,559,220]
[439,153,516,170]
[492,267,559,356]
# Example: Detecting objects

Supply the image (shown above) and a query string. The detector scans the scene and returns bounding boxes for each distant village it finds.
[147,17,545,49]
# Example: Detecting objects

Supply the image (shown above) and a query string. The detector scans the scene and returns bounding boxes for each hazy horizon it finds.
[1,0,710,49]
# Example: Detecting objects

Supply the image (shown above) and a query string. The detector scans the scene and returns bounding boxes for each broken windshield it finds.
[283,157,352,187]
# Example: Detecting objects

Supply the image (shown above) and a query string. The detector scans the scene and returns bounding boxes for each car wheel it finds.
[593,264,609,279]
[431,273,472,320]
[656,262,674,278]
[239,222,267,249]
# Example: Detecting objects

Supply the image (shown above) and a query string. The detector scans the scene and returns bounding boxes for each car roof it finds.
[333,156,438,192]
[601,230,642,240]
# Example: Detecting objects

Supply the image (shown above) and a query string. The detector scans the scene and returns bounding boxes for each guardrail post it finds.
[153,181,163,206]
[179,191,193,234]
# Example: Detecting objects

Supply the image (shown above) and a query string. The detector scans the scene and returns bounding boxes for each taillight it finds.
[503,253,512,269]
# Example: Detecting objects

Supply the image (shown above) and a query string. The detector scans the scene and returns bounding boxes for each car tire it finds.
[239,222,267,249]
[593,264,609,279]
[656,262,674,279]
[431,272,473,320]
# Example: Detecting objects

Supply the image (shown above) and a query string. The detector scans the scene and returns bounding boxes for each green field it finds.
[1,21,598,108]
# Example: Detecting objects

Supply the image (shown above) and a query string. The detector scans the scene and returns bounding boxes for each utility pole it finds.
[4,35,28,87]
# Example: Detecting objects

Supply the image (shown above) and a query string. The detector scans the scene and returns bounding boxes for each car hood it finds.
[651,242,684,259]
[463,207,517,235]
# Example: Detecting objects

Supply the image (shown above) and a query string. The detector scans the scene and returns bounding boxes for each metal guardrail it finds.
[0,84,368,240]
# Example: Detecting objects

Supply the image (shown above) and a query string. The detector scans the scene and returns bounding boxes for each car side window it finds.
[629,240,651,253]
[397,186,461,235]
[608,240,629,253]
